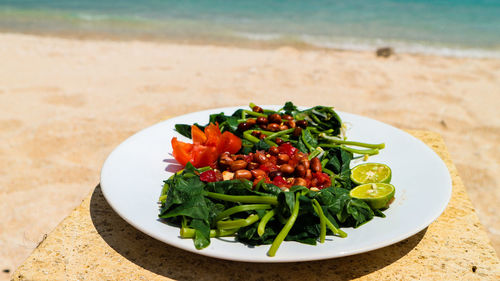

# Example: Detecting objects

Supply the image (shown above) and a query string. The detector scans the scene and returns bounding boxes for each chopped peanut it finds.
[222,171,234,181]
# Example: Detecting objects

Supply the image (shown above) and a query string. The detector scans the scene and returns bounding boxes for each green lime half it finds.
[350,163,391,185]
[350,183,395,209]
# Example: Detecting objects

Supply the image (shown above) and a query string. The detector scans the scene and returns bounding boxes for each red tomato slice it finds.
[171,137,193,166]
[204,123,222,148]
[191,145,218,168]
[191,125,207,144]
[220,131,242,154]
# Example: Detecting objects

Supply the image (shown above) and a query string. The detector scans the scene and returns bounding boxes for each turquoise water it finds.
[1,0,499,57]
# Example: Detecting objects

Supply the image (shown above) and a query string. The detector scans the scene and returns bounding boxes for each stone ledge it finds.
[12,130,500,280]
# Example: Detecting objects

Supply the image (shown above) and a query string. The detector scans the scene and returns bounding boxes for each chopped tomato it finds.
[221,131,242,154]
[191,125,207,144]
[204,123,222,149]
[171,138,193,166]
[171,123,242,168]
[192,145,218,168]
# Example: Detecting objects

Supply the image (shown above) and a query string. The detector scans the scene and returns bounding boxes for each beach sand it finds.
[0,33,499,277]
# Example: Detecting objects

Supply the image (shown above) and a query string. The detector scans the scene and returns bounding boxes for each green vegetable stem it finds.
[312,199,327,243]
[215,204,272,221]
[205,192,278,205]
[319,134,385,149]
[217,214,260,230]
[257,209,276,237]
[268,193,301,257]
[180,227,238,238]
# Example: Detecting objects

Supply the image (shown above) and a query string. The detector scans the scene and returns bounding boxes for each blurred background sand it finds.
[0,33,499,279]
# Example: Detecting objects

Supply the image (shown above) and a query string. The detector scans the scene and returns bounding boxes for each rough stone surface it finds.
[12,131,500,280]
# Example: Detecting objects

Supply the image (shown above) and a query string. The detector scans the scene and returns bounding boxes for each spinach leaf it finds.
[224,116,240,132]
[259,183,282,196]
[295,138,308,153]
[209,112,227,125]
[159,176,208,219]
[373,208,386,218]
[206,179,254,196]
[346,199,374,228]
[255,140,271,151]
[325,147,354,189]
[314,187,375,228]
[283,101,299,116]
[231,109,244,118]
[295,106,342,135]
[240,139,254,154]
[284,213,320,245]
[190,218,211,249]
[315,187,350,220]
[207,113,240,134]
[276,191,296,222]
[297,192,315,215]
[327,151,342,173]
[159,164,218,249]
[236,219,279,246]
[301,128,318,149]
[174,124,192,138]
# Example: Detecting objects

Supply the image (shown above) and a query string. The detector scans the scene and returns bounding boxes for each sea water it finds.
[0,0,499,58]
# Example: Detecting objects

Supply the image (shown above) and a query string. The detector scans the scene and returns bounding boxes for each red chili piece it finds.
[200,170,217,182]
[314,172,331,189]
[272,176,288,187]
[259,162,278,173]
[278,143,298,157]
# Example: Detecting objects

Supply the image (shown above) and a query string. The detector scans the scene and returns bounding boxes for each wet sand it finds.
[0,33,499,277]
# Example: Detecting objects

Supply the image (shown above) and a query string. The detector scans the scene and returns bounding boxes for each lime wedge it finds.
[350,163,391,185]
[350,183,395,209]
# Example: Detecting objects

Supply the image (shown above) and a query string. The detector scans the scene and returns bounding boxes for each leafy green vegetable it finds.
[174,124,192,138]
[254,139,271,151]
[293,106,342,134]
[295,138,309,153]
[313,187,373,227]
[301,128,318,152]
[324,147,354,189]
[231,109,245,118]
[208,112,240,133]
[159,170,379,254]
[174,123,207,139]
[159,165,217,249]
[190,218,211,249]
[282,101,299,116]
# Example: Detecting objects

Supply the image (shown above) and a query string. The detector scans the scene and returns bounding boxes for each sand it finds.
[0,33,499,278]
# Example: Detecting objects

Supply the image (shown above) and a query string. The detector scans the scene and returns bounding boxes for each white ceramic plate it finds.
[100,105,452,263]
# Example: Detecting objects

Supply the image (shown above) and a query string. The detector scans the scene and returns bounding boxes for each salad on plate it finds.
[158,102,395,257]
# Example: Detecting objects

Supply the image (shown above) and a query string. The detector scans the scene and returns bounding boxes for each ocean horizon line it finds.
[2,28,500,60]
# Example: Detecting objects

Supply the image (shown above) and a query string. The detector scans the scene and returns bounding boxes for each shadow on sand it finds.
[90,184,426,281]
